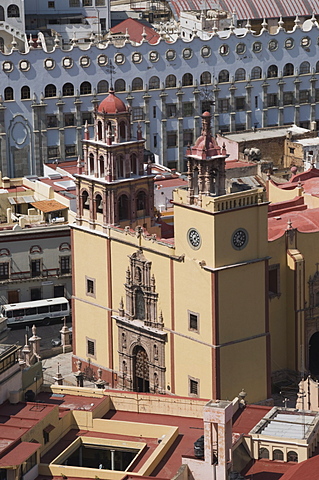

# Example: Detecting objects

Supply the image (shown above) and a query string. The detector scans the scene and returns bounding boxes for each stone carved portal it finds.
[115,249,167,393]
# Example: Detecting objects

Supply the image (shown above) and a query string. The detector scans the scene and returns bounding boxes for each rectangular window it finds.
[22,453,37,475]
[201,100,211,114]
[31,259,41,278]
[87,338,95,356]
[283,92,294,106]
[0,262,9,280]
[43,430,49,444]
[132,107,144,121]
[153,135,157,148]
[316,89,319,102]
[255,96,258,108]
[300,90,310,104]
[81,112,93,125]
[189,377,199,396]
[166,104,177,118]
[47,146,59,159]
[65,145,76,157]
[60,256,71,275]
[64,113,75,127]
[218,98,230,113]
[267,94,278,107]
[188,310,199,332]
[182,102,193,117]
[167,132,177,148]
[183,130,194,147]
[289,147,295,154]
[86,276,95,297]
[235,97,246,111]
[83,0,92,4]
[48,1,55,7]
[31,288,41,301]
[96,0,105,4]
[46,115,58,128]
[153,106,156,118]
[269,264,280,297]
[69,0,80,6]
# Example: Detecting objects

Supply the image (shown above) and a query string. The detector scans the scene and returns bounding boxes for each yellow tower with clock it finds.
[71,94,270,403]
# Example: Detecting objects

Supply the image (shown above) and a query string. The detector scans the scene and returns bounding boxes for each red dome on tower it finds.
[98,88,127,114]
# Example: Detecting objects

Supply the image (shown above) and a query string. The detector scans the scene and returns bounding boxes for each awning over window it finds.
[43,424,55,433]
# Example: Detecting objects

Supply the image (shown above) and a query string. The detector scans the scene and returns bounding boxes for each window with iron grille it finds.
[166,104,177,117]
[182,102,193,117]
[167,132,177,148]
[48,146,59,158]
[283,92,294,105]
[69,0,80,6]
[183,130,194,147]
[87,339,95,356]
[0,262,9,280]
[218,98,230,113]
[132,107,144,121]
[235,97,246,111]
[60,256,71,275]
[188,311,199,331]
[267,94,278,107]
[31,259,41,278]
[47,115,58,128]
[65,145,76,157]
[189,377,199,396]
[299,90,310,103]
[86,277,95,297]
[64,113,75,127]
[201,100,212,114]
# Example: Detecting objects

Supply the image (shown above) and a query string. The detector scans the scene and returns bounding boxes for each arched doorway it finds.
[309,332,319,374]
[133,345,149,392]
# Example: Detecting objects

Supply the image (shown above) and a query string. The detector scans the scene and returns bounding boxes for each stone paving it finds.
[41,351,96,388]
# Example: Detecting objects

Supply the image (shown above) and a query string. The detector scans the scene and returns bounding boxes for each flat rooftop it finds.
[224,125,309,143]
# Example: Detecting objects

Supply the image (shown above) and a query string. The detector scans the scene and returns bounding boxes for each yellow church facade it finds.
[71,90,272,403]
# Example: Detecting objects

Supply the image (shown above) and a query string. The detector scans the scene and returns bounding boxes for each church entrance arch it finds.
[133,345,149,392]
[309,332,319,375]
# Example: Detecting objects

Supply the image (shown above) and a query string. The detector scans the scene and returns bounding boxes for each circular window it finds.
[187,228,201,250]
[80,56,90,67]
[236,43,246,54]
[183,48,193,59]
[166,49,176,61]
[3,61,13,73]
[44,58,55,70]
[201,45,211,58]
[132,52,142,63]
[232,228,249,250]
[252,42,262,53]
[115,53,125,65]
[149,50,159,62]
[19,60,30,72]
[219,44,229,56]
[285,38,294,49]
[97,54,108,66]
[301,36,311,48]
[62,57,73,68]
[268,40,278,51]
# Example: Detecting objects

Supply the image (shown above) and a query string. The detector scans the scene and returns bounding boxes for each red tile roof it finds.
[232,405,272,435]
[110,18,160,44]
[268,207,319,241]
[242,459,293,479]
[0,442,40,467]
[279,454,319,479]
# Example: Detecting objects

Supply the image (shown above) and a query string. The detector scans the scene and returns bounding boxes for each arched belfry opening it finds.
[114,249,167,393]
[309,332,319,375]
[186,111,227,207]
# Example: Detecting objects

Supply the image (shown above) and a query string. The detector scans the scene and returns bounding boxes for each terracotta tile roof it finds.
[279,454,319,479]
[268,207,319,241]
[242,458,293,479]
[30,200,67,213]
[110,18,160,44]
[232,405,272,435]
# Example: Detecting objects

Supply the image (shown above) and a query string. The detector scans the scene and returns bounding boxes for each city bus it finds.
[0,297,70,327]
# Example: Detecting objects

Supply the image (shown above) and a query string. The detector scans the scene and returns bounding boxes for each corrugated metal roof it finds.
[169,0,319,20]
[30,199,67,213]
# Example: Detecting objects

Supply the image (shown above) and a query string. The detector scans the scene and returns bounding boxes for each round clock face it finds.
[188,228,201,249]
[232,228,248,250]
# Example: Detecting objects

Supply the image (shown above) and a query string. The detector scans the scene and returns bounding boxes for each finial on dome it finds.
[261,18,268,32]
[245,18,252,32]
[294,14,300,29]
[277,16,284,31]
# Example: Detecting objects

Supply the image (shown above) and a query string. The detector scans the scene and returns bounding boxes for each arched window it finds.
[165,74,176,88]
[267,65,278,78]
[300,61,310,74]
[130,154,138,175]
[95,194,103,214]
[259,448,269,459]
[218,70,229,83]
[0,37,4,52]
[82,190,89,210]
[136,191,146,211]
[0,6,4,21]
[283,63,294,76]
[273,450,284,461]
[21,86,30,100]
[287,451,298,462]
[99,156,104,177]
[44,84,56,97]
[117,156,125,178]
[80,81,91,95]
[7,4,20,17]
[97,121,102,141]
[251,66,262,80]
[97,80,109,94]
[118,194,129,220]
[62,83,74,96]
[89,153,94,175]
[200,71,211,84]
[149,76,160,89]
[182,73,193,86]
[114,79,126,92]
[235,68,246,81]
[119,121,126,142]
[4,87,14,101]
[132,77,143,91]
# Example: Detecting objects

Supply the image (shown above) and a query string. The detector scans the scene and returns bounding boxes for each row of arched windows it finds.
[0,5,20,20]
[3,81,109,101]
[81,190,146,221]
[259,448,298,462]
